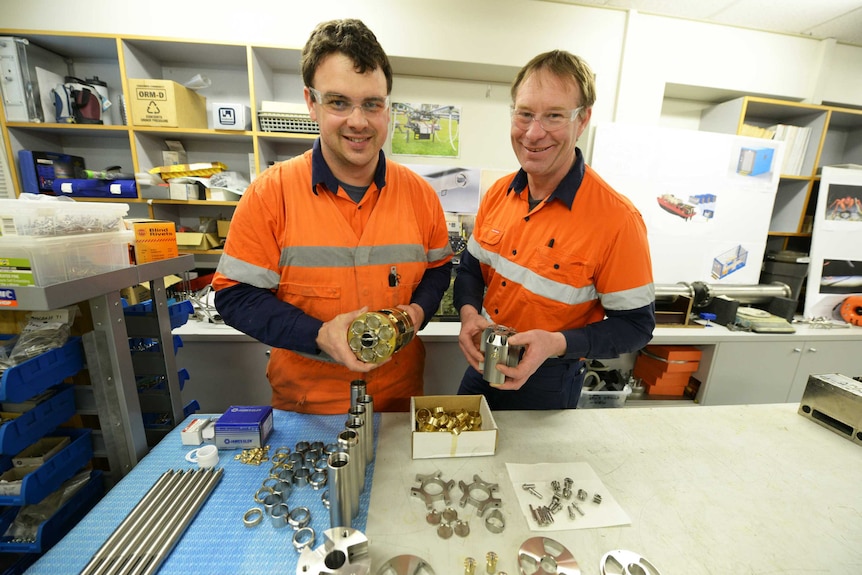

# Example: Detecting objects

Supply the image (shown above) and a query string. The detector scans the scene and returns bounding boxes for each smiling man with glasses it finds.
[213,19,453,415]
[454,50,656,410]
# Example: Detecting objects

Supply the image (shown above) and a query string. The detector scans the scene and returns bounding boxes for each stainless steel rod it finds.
[136,467,224,575]
[80,470,175,575]
[107,469,200,575]
[89,470,191,575]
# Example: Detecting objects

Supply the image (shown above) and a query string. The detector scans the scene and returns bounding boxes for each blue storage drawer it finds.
[0,469,103,553]
[124,299,193,330]
[0,338,84,403]
[0,385,76,455]
[0,428,92,506]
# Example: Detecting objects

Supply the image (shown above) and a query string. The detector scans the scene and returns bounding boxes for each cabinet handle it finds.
[807,347,816,353]
[792,348,802,353]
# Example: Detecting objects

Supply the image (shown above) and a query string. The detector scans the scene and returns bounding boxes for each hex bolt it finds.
[486,551,498,574]
[522,483,543,499]
[577,488,588,501]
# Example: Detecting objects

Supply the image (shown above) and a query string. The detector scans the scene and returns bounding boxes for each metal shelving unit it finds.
[2,255,194,486]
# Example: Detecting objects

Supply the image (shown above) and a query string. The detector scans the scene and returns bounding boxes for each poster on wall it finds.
[391,102,460,158]
[591,123,783,285]
[803,166,862,319]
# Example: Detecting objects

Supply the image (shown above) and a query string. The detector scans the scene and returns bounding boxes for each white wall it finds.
[4,0,862,144]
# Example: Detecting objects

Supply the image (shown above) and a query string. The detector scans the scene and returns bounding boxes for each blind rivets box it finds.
[798,373,862,445]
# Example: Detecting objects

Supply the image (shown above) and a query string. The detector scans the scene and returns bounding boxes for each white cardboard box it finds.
[212,103,251,131]
[410,395,498,459]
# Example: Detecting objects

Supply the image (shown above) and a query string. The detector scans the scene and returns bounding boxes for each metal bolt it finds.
[464,557,476,575]
[522,483,542,499]
[486,551,498,574]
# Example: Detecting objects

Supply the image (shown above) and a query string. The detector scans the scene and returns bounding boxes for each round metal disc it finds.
[296,527,370,575]
[600,550,662,575]
[518,536,580,575]
[375,554,435,575]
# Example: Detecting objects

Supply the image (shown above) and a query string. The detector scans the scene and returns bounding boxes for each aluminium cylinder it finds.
[357,394,374,463]
[336,428,361,518]
[327,451,353,529]
[345,414,367,492]
[349,379,367,410]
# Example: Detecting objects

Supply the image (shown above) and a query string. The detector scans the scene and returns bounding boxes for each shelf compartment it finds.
[0,337,84,403]
[0,427,93,506]
[0,469,103,554]
[0,384,75,456]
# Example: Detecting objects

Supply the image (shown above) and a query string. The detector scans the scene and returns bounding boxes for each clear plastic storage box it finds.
[0,198,129,237]
[0,230,133,286]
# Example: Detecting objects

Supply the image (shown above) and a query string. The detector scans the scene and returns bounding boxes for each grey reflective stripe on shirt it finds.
[217,253,281,290]
[280,244,428,268]
[428,244,454,264]
[467,236,653,310]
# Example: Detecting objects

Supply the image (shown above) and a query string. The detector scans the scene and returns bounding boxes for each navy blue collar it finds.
[310,138,388,195]
[507,147,585,210]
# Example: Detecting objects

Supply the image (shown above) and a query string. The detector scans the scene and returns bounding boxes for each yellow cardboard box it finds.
[125,219,178,263]
[176,232,220,251]
[216,219,231,238]
[128,79,207,129]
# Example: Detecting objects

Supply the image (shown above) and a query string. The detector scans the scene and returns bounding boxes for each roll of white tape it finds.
[186,444,219,468]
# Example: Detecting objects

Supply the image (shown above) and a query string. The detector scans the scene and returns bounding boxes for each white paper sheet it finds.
[506,461,630,531]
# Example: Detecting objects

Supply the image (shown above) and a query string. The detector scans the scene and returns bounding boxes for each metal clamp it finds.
[292,526,315,552]
[288,506,311,530]
[309,470,327,490]
[271,503,289,528]
[242,508,263,528]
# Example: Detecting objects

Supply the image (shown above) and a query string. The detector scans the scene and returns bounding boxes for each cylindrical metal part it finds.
[336,428,361,519]
[327,451,353,529]
[345,414,367,492]
[347,308,415,363]
[80,470,176,575]
[655,282,792,307]
[357,394,374,464]
[349,379,367,410]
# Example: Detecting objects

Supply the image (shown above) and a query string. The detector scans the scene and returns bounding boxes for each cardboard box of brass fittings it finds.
[410,395,497,459]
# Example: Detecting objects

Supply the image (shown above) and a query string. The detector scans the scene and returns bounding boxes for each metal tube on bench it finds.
[106,469,201,575]
[345,414,366,492]
[87,469,194,575]
[336,428,360,518]
[79,470,175,575]
[349,379,367,410]
[357,394,374,463]
[327,451,352,529]
[137,467,224,575]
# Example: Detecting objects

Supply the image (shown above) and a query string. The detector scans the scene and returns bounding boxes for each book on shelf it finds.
[767,123,811,176]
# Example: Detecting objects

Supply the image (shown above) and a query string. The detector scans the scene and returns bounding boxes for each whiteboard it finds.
[591,123,782,285]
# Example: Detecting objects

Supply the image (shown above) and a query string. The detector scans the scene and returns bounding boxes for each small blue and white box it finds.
[214,405,273,449]
[212,103,251,131]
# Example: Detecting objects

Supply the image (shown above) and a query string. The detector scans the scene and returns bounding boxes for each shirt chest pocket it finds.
[283,282,342,319]
[533,246,594,288]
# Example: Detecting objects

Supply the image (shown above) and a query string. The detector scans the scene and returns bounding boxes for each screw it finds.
[522,483,542,499]
[486,551,498,574]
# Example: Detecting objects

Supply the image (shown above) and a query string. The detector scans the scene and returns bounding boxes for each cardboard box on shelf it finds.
[125,219,178,264]
[410,395,497,459]
[176,232,220,251]
[128,79,207,129]
[216,220,231,238]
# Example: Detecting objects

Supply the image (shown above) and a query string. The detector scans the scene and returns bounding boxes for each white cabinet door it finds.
[787,340,862,402]
[699,342,799,405]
